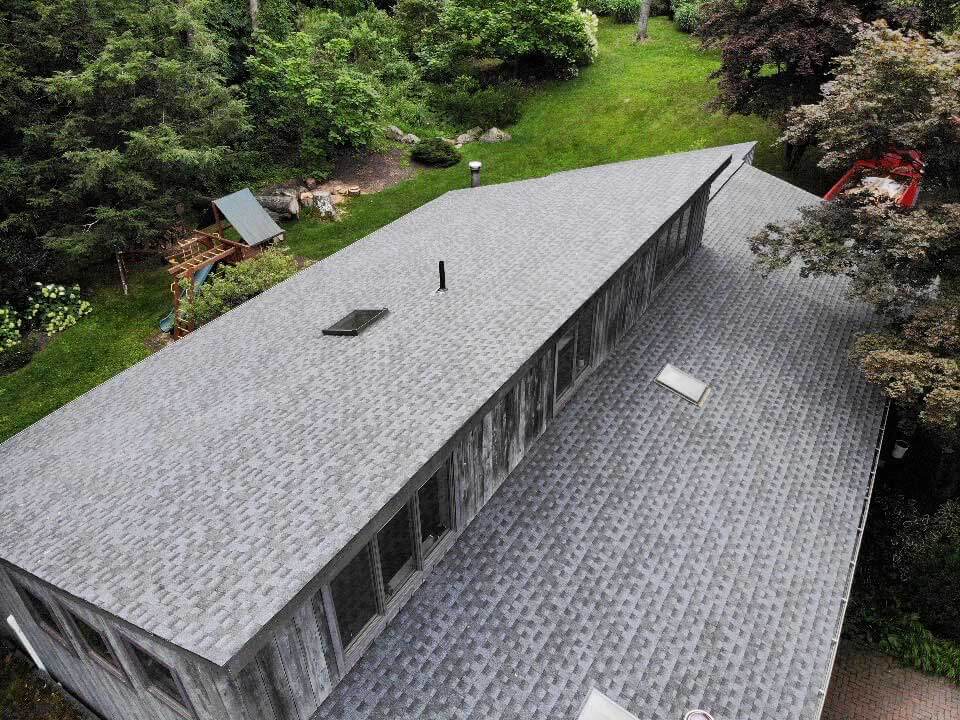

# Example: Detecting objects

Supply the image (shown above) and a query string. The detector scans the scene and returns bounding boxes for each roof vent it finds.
[655,363,710,406]
[577,688,640,720]
[684,711,715,720]
[322,308,388,336]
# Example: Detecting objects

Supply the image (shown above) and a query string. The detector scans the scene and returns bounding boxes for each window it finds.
[17,585,70,646]
[555,332,576,398]
[418,470,451,557]
[576,306,594,376]
[68,611,126,677]
[128,642,191,713]
[377,504,415,600]
[330,547,379,648]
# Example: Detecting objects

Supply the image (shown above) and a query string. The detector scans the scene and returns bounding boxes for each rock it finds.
[479,127,511,143]
[401,133,420,144]
[313,191,339,220]
[455,127,483,144]
[304,177,319,189]
[347,186,361,196]
[299,191,314,206]
[441,138,457,146]
[384,125,404,141]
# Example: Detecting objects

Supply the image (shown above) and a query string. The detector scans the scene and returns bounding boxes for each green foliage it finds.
[246,9,418,168]
[0,0,251,303]
[428,77,525,128]
[672,0,702,31]
[751,190,960,436]
[783,22,960,178]
[879,616,960,681]
[416,0,599,80]
[179,248,301,327]
[0,307,22,353]
[257,0,297,38]
[411,138,462,167]
[25,284,93,336]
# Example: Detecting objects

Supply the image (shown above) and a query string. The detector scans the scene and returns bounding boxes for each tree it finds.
[752,194,960,439]
[697,0,860,167]
[635,0,653,41]
[783,22,960,181]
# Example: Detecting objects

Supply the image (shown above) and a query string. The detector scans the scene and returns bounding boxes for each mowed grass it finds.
[284,17,785,259]
[0,17,791,443]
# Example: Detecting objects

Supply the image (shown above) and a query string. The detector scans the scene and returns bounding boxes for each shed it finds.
[0,144,884,720]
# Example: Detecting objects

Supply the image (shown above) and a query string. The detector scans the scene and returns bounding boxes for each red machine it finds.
[824,149,925,208]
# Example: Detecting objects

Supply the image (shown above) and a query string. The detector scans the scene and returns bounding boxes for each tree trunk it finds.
[249,0,259,31]
[255,195,300,218]
[783,141,807,171]
[635,0,653,42]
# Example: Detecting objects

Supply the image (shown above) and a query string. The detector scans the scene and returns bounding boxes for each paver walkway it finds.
[823,642,960,720]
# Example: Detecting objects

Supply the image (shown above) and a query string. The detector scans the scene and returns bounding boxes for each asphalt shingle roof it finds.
[314,164,884,720]
[0,146,737,666]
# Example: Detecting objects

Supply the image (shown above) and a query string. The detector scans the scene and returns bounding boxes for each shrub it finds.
[609,0,645,22]
[672,0,702,32]
[24,283,92,336]
[0,332,39,375]
[180,248,301,328]
[578,0,615,15]
[429,77,525,129]
[877,615,960,682]
[411,138,462,167]
[0,306,21,352]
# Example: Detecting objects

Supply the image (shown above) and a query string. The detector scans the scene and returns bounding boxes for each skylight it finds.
[655,363,710,406]
[322,308,389,337]
[577,688,640,720]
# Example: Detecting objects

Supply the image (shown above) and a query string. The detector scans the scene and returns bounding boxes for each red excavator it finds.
[824,149,925,208]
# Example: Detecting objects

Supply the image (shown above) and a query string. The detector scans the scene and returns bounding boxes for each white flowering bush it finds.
[25,283,93,335]
[0,305,22,352]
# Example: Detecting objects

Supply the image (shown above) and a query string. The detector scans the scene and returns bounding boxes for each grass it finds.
[0,17,798,444]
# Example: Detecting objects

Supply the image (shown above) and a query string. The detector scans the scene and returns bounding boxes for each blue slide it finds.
[159,262,217,333]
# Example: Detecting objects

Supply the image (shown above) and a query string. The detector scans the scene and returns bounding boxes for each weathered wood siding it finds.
[0,185,711,720]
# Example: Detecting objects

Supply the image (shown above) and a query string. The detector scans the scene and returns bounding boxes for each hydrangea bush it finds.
[0,305,22,352]
[25,283,93,335]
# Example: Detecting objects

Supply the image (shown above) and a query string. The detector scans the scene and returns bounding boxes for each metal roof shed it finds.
[212,188,284,247]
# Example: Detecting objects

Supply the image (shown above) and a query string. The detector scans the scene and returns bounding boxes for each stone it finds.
[384,125,404,141]
[347,186,361,196]
[479,127,512,143]
[401,133,420,144]
[455,127,483,144]
[442,138,457,146]
[304,177,319,189]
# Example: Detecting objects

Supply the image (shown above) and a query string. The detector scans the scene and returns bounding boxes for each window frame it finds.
[61,607,130,684]
[374,502,417,602]
[323,462,457,673]
[12,580,75,653]
[121,634,196,718]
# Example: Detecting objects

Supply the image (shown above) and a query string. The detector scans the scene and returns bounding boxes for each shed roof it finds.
[213,188,284,246]
[0,146,737,666]
[317,164,884,720]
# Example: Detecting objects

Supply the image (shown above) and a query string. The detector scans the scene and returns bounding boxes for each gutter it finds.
[813,399,891,719]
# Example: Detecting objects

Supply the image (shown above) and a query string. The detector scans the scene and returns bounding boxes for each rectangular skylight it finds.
[577,688,641,720]
[655,363,710,406]
[322,308,389,337]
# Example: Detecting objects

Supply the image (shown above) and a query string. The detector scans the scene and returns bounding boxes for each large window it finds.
[377,504,415,600]
[330,547,379,648]
[555,332,576,398]
[17,584,71,648]
[576,306,594,376]
[128,641,191,714]
[418,471,451,557]
[67,610,126,678]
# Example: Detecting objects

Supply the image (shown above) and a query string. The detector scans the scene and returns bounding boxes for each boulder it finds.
[479,127,511,143]
[401,133,421,144]
[455,127,483,144]
[384,125,405,141]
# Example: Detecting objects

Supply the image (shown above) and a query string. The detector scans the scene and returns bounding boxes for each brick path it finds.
[823,642,960,720]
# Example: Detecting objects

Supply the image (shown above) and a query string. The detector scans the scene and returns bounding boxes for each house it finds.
[0,144,884,720]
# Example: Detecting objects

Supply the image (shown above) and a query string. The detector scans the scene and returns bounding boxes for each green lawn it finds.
[0,17,793,443]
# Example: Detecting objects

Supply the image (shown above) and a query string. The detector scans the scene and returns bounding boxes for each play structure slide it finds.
[159,262,217,333]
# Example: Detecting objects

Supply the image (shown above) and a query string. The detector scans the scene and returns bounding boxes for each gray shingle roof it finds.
[314,164,885,720]
[0,146,737,667]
